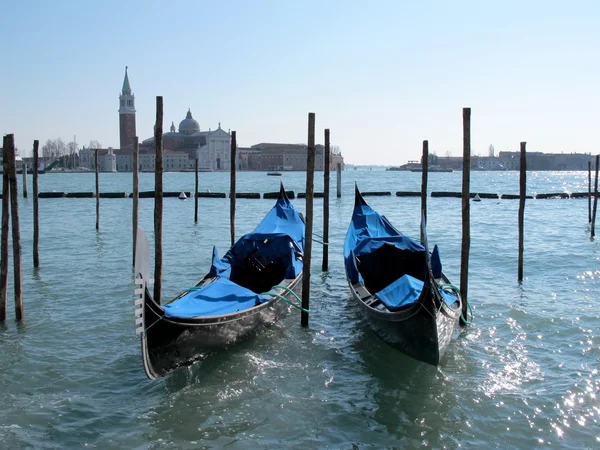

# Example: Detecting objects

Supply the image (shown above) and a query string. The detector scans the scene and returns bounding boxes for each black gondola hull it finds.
[140,275,302,379]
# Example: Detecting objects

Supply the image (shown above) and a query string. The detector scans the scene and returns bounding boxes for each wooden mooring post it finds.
[336,162,342,198]
[194,158,198,223]
[132,136,139,266]
[7,135,23,320]
[459,108,471,326]
[420,140,429,243]
[302,113,316,327]
[230,131,237,247]
[591,154,599,238]
[0,137,10,321]
[22,163,28,198]
[322,129,330,272]
[154,96,164,304]
[518,142,527,281]
[33,140,40,268]
[95,149,99,230]
[588,160,592,223]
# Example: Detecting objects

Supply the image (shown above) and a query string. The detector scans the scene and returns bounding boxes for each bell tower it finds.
[119,66,136,149]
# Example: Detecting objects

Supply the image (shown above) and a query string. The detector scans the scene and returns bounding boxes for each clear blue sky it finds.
[2,0,599,164]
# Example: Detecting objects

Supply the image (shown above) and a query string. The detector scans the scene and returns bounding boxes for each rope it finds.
[438,283,473,324]
[262,284,309,313]
[143,314,165,334]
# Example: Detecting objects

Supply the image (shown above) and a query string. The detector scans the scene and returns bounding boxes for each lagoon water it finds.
[0,169,598,449]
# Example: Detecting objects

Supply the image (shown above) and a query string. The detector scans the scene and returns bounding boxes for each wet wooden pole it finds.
[420,140,429,243]
[459,108,471,326]
[518,142,527,281]
[194,158,199,223]
[302,112,316,327]
[591,154,599,238]
[322,129,330,272]
[588,160,592,223]
[95,149,99,230]
[132,136,139,266]
[0,137,10,321]
[154,96,164,304]
[22,163,28,198]
[230,131,237,247]
[33,140,40,268]
[6,135,23,320]
[336,162,342,198]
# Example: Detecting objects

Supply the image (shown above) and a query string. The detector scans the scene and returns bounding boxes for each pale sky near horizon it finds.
[2,0,599,164]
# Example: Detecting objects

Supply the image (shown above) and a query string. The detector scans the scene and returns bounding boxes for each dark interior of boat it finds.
[230,249,287,294]
[356,242,426,294]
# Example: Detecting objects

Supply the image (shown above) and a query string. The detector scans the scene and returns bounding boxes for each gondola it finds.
[343,186,462,365]
[134,184,305,379]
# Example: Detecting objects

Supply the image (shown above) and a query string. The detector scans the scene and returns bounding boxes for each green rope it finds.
[438,283,473,324]
[143,314,165,334]
[270,284,304,306]
[262,284,309,313]
[313,238,329,245]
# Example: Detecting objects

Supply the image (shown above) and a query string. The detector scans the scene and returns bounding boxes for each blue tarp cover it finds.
[163,278,265,318]
[376,274,424,311]
[164,189,304,319]
[344,200,425,285]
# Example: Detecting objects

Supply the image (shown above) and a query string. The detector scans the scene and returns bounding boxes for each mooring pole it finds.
[132,136,139,266]
[230,131,237,247]
[322,129,330,272]
[420,140,429,244]
[336,162,342,198]
[33,140,40,268]
[154,96,164,304]
[518,142,527,281]
[194,158,199,224]
[95,149,99,230]
[22,163,27,198]
[302,112,316,327]
[6,135,23,320]
[591,154,599,238]
[459,108,471,326]
[588,160,592,223]
[0,137,10,321]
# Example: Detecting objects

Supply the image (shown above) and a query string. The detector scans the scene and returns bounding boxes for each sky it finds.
[2,0,599,165]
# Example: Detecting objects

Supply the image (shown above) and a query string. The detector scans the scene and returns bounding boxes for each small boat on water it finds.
[267,172,282,176]
[343,186,462,365]
[410,165,453,173]
[134,184,305,379]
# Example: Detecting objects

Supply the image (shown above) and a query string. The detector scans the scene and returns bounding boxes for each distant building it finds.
[79,147,117,172]
[248,143,344,171]
[119,67,136,150]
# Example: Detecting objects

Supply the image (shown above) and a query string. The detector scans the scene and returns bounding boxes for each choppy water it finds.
[0,170,598,449]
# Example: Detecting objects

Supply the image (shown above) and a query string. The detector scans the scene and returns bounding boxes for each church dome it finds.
[178,109,200,135]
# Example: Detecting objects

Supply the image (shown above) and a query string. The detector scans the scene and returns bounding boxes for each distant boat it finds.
[267,172,282,176]
[410,165,453,173]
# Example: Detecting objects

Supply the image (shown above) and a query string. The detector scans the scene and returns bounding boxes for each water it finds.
[0,170,598,449]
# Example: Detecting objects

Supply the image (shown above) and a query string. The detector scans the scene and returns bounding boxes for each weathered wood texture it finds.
[154,96,164,304]
[302,113,316,327]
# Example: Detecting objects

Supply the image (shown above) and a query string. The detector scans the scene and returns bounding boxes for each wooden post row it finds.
[460,108,471,326]
[154,96,164,304]
[302,113,316,327]
[230,131,236,247]
[132,136,139,266]
[33,140,40,268]
[518,142,527,281]
[322,129,330,272]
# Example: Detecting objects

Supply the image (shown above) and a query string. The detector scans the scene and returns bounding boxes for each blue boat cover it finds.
[344,188,451,308]
[376,274,424,311]
[164,278,264,318]
[164,188,305,319]
[375,274,457,310]
[344,198,424,285]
